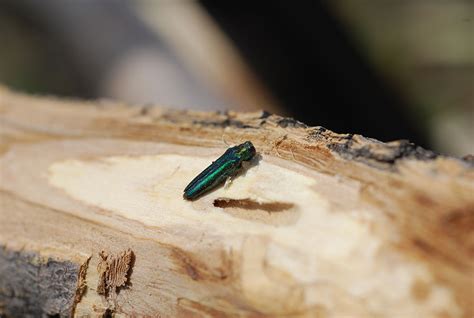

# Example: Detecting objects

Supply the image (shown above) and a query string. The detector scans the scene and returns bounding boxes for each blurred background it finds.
[0,0,472,156]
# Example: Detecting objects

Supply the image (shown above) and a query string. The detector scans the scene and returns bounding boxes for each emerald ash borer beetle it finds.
[183,141,256,200]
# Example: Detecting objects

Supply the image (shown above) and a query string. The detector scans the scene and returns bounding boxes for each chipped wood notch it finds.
[97,249,134,299]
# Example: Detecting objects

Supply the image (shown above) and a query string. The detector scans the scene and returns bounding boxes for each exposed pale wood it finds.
[0,87,473,317]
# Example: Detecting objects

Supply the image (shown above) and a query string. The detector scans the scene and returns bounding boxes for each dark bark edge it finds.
[0,247,82,318]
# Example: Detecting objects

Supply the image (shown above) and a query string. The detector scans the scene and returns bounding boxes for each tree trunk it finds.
[0,86,472,317]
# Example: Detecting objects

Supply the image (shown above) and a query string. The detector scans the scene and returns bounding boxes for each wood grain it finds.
[0,86,472,317]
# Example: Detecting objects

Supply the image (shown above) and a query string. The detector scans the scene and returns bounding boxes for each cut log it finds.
[0,86,473,317]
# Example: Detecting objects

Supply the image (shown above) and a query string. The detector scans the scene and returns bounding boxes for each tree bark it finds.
[0,86,472,317]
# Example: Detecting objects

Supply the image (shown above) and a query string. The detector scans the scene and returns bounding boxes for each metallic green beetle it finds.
[183,141,256,200]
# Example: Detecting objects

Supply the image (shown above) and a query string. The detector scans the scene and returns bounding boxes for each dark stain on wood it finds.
[442,206,474,256]
[170,247,233,283]
[411,279,432,302]
[443,207,474,232]
[411,238,468,271]
[413,193,436,208]
[171,248,204,281]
